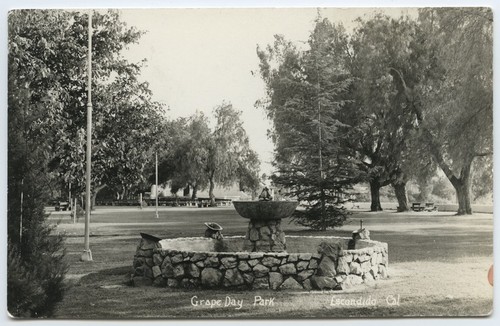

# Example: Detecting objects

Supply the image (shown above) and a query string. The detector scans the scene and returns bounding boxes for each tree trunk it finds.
[209,175,216,207]
[393,182,409,212]
[191,184,198,200]
[91,184,106,211]
[452,162,473,215]
[369,180,383,211]
[320,187,326,231]
[183,185,190,197]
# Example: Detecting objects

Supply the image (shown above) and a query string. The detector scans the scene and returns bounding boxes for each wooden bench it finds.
[411,202,425,212]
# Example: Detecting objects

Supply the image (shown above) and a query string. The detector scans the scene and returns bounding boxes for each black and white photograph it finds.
[3,1,495,321]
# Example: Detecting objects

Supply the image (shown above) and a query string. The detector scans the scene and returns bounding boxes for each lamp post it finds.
[81,10,93,262]
[155,152,159,219]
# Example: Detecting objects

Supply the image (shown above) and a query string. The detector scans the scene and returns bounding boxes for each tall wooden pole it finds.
[155,152,159,219]
[81,11,93,261]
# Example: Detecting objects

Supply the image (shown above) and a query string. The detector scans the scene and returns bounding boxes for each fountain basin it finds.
[233,200,298,220]
[132,235,389,290]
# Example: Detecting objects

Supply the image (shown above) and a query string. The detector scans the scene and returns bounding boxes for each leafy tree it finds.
[38,10,164,208]
[154,107,260,203]
[206,103,261,205]
[345,15,434,211]
[394,8,493,214]
[257,18,358,230]
[165,113,212,199]
[8,10,69,317]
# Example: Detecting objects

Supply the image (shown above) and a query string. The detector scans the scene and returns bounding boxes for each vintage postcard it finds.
[6,6,494,320]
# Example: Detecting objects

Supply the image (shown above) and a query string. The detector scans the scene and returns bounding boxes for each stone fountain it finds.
[130,193,389,290]
[233,200,298,252]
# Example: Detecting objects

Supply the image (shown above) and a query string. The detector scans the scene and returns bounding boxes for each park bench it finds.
[411,202,425,212]
[55,200,70,211]
[424,202,438,212]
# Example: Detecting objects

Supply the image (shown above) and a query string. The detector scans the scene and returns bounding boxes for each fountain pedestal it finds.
[233,201,298,253]
[243,219,286,252]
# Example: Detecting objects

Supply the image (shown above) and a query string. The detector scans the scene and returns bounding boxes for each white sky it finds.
[120,8,417,176]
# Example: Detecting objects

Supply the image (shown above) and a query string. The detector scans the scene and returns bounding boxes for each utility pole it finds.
[81,10,93,262]
[155,152,159,219]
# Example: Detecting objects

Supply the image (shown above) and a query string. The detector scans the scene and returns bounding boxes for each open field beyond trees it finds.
[50,206,493,319]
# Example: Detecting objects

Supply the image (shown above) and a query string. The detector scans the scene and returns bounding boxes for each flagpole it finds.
[81,10,93,261]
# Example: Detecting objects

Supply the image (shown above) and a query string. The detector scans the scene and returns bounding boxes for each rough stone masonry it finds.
[131,235,388,291]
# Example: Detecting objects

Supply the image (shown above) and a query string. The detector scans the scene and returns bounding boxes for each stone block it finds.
[161,262,175,278]
[221,257,238,269]
[253,264,270,277]
[140,239,158,250]
[238,261,252,272]
[153,254,163,266]
[137,249,153,258]
[262,256,281,267]
[249,252,264,259]
[143,266,153,279]
[224,268,245,287]
[350,262,362,275]
[302,279,313,290]
[317,256,336,277]
[296,269,315,282]
[312,253,322,259]
[171,253,184,264]
[311,276,337,290]
[248,259,260,267]
[204,256,220,267]
[201,268,223,287]
[187,263,200,278]
[379,265,388,278]
[279,263,297,275]
[363,272,375,283]
[152,265,162,278]
[308,259,318,269]
[195,261,205,268]
[287,254,298,262]
[336,256,350,274]
[357,254,370,263]
[269,272,284,290]
[173,264,185,278]
[298,253,312,260]
[249,228,259,241]
[237,253,250,259]
[380,255,388,266]
[242,273,255,285]
[145,258,154,267]
[361,261,371,274]
[191,253,207,262]
[318,242,342,258]
[279,277,303,290]
[133,257,145,268]
[253,277,269,289]
[296,261,309,271]
[167,278,179,287]
[260,226,271,237]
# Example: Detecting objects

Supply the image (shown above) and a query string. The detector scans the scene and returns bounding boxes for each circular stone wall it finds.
[131,235,388,290]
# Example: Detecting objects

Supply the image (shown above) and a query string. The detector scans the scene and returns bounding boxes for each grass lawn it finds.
[50,206,493,319]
